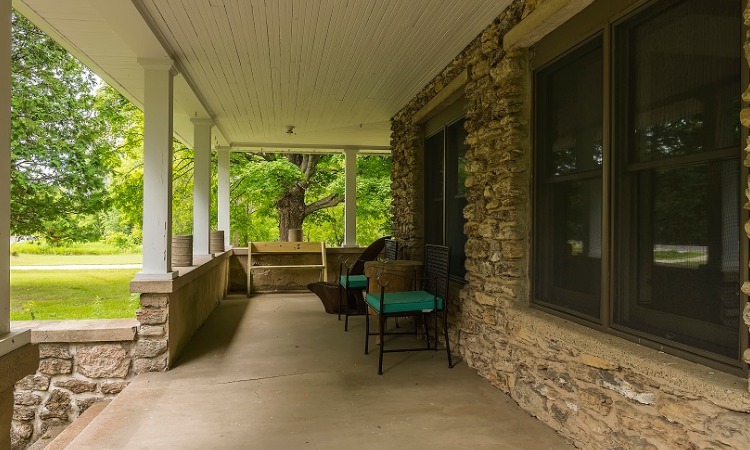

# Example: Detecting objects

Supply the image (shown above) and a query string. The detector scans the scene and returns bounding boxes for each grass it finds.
[10,240,140,256]
[653,250,705,260]
[10,269,140,321]
[10,253,142,266]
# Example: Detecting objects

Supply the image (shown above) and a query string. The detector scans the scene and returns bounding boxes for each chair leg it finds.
[338,284,343,321]
[422,313,431,349]
[364,306,370,355]
[378,312,385,375]
[434,310,439,352]
[344,292,350,331]
[443,310,453,369]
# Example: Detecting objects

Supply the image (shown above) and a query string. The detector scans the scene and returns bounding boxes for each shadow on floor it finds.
[172,292,250,368]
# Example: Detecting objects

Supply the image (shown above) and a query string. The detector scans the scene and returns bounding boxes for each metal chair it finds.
[364,244,453,375]
[338,236,393,331]
[384,238,398,260]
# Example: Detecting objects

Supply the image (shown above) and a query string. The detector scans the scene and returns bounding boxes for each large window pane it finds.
[614,0,742,359]
[446,120,468,278]
[425,131,444,248]
[534,38,603,320]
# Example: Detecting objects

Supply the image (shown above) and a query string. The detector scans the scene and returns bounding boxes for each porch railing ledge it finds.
[10,318,138,343]
[232,246,363,255]
[0,328,31,358]
[130,250,232,294]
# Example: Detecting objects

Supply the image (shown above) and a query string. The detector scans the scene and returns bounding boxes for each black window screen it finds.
[534,38,604,320]
[425,130,445,249]
[614,0,742,359]
[424,118,468,279]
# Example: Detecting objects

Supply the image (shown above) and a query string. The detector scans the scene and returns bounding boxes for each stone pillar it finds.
[2,344,38,450]
[343,148,359,247]
[135,59,177,280]
[191,118,213,256]
[0,0,9,333]
[217,146,231,249]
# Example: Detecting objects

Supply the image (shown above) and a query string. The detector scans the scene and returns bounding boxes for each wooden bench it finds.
[247,241,328,296]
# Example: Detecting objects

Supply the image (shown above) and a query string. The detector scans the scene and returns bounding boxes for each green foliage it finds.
[99,82,392,248]
[11,13,116,236]
[355,156,392,244]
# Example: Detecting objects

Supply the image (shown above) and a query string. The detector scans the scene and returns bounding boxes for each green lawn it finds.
[10,269,140,321]
[10,253,141,266]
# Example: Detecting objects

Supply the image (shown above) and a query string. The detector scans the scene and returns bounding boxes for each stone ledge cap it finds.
[509,306,750,409]
[504,0,596,50]
[0,329,31,357]
[11,319,138,344]
[131,249,231,294]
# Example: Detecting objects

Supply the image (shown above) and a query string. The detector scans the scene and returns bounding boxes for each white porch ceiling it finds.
[13,0,511,153]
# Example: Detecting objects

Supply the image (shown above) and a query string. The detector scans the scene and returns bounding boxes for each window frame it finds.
[424,100,469,282]
[530,0,749,375]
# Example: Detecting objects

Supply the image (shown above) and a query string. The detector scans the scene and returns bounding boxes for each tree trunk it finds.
[276,185,306,241]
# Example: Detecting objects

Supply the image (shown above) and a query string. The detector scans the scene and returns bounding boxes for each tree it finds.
[100,86,391,247]
[234,153,349,241]
[11,12,116,239]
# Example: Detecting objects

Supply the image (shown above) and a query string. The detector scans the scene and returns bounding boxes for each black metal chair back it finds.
[384,239,398,260]
[348,235,391,275]
[423,244,450,300]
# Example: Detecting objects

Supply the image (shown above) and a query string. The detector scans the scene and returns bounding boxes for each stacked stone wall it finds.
[134,292,170,373]
[133,252,231,372]
[11,339,135,450]
[390,0,750,448]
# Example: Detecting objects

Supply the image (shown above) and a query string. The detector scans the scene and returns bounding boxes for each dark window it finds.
[534,38,604,320]
[425,118,468,279]
[533,0,745,368]
[425,131,445,249]
[614,0,742,359]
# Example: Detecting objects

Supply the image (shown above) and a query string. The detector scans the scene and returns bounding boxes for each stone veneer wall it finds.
[390,0,750,448]
[133,252,230,372]
[10,321,137,450]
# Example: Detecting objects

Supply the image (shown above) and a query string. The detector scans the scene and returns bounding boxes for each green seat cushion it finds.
[340,274,367,288]
[366,291,444,314]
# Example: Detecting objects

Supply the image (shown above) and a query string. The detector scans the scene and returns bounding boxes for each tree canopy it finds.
[13,14,392,247]
[11,12,116,240]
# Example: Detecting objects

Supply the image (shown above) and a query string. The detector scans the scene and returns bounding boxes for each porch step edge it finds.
[31,400,111,450]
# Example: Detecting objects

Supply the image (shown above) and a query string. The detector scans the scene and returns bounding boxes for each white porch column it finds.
[343,148,359,247]
[135,58,177,280]
[0,0,10,332]
[217,146,231,249]
[191,118,212,256]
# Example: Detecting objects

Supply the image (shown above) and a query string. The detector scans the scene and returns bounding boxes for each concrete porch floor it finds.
[65,293,573,450]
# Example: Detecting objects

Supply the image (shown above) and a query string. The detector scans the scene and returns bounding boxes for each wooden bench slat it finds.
[250,242,324,252]
[247,241,328,297]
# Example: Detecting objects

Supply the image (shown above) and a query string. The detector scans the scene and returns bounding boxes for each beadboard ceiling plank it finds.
[17,0,512,149]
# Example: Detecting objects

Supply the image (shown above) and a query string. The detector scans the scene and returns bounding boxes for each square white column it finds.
[191,118,212,256]
[343,148,359,247]
[217,146,231,249]
[0,0,10,332]
[135,58,177,280]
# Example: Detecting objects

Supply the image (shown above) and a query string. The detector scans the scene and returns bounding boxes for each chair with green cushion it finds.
[384,238,398,260]
[364,244,453,375]
[338,236,395,331]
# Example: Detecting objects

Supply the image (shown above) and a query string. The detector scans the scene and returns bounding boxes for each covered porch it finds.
[2,0,750,449]
[62,292,570,449]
